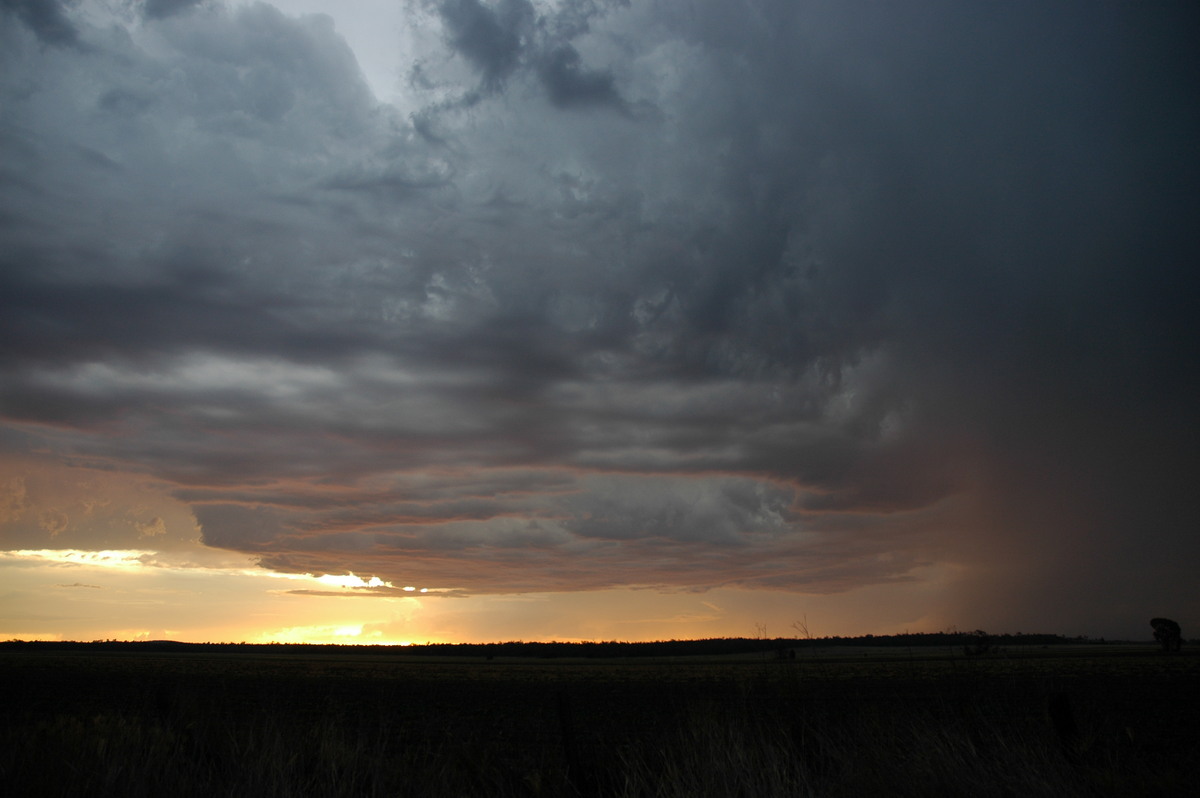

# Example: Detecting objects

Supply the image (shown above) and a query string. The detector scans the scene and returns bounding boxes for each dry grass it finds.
[2,648,1195,796]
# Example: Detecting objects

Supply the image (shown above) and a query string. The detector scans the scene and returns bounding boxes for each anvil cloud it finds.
[2,0,1197,643]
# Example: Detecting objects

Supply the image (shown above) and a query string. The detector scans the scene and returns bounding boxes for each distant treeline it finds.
[0,631,1089,658]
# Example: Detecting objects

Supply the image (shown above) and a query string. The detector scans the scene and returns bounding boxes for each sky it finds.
[2,0,1198,645]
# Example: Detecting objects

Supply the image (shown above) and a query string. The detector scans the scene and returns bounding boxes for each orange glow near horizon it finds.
[0,540,956,644]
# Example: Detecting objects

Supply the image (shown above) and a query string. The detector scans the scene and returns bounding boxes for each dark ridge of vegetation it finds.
[0,631,1104,658]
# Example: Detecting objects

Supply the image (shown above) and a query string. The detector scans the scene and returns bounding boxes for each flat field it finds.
[2,645,1196,796]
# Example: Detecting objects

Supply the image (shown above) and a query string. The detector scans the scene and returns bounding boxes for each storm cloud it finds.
[1,0,1198,639]
[0,0,79,46]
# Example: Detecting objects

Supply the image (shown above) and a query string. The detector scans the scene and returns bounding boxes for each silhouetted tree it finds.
[1150,618,1182,653]
[963,629,993,656]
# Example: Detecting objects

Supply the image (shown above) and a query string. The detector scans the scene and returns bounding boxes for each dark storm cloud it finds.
[0,0,78,47]
[143,0,207,21]
[437,0,532,91]
[536,44,623,110]
[433,0,629,110]
[2,1,1198,636]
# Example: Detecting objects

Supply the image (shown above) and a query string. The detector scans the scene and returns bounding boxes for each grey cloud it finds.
[194,504,293,550]
[151,2,374,125]
[0,4,407,379]
[241,508,933,595]
[176,469,578,509]
[433,0,629,110]
[0,0,78,47]
[143,0,206,22]
[187,465,934,596]
[537,44,623,110]
[561,476,792,544]
[320,160,456,197]
[437,0,532,91]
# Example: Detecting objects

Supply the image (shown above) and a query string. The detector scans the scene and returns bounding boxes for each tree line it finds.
[0,631,1082,658]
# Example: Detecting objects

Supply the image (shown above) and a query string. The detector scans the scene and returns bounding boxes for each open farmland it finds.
[2,643,1196,796]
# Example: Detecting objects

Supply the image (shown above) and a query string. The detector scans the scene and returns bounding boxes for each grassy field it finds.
[2,644,1196,796]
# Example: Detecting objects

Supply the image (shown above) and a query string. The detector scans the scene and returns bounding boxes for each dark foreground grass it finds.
[2,648,1196,796]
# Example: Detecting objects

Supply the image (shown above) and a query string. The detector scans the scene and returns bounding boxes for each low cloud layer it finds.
[2,0,1198,637]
